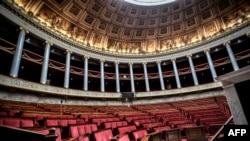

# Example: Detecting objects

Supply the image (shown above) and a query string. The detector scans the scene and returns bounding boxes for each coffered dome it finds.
[12,0,250,55]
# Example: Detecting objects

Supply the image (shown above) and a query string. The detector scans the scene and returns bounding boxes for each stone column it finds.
[83,56,89,91]
[10,27,28,78]
[100,59,105,92]
[115,61,120,93]
[142,62,150,92]
[172,58,181,88]
[204,49,217,81]
[156,61,165,90]
[187,54,199,85]
[216,66,250,124]
[40,41,52,84]
[129,62,135,93]
[223,41,239,71]
[64,50,71,88]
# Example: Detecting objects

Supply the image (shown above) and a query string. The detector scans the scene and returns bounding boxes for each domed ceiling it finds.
[12,0,250,55]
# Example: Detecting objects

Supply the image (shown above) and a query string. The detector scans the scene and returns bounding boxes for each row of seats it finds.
[0,118,34,128]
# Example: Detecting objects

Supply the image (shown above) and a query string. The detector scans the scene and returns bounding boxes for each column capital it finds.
[171,58,176,62]
[45,40,53,46]
[246,32,250,38]
[142,62,147,65]
[100,59,105,62]
[128,62,133,65]
[114,61,119,64]
[84,56,90,59]
[223,40,231,46]
[19,27,29,33]
[186,54,192,58]
[203,48,210,53]
[65,50,72,54]
[156,60,161,64]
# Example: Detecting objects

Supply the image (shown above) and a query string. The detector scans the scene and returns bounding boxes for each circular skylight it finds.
[124,0,176,6]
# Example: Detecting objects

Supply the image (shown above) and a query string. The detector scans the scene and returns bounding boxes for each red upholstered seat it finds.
[91,124,98,132]
[132,129,148,141]
[21,113,36,118]
[46,119,59,127]
[0,111,7,117]
[68,119,76,125]
[153,126,171,132]
[59,120,68,127]
[117,134,130,141]
[104,122,111,129]
[78,125,86,136]
[118,125,137,134]
[20,119,34,128]
[3,119,20,128]
[94,129,113,141]
[84,124,92,134]
[78,135,89,141]
[76,119,85,124]
[116,122,122,127]
[70,126,79,138]
[112,134,130,141]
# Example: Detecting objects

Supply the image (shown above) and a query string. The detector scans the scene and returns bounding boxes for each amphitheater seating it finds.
[0,96,232,141]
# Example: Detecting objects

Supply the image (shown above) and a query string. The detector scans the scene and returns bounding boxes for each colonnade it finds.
[9,27,240,92]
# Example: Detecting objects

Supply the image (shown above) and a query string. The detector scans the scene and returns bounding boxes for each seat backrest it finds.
[118,125,136,134]
[59,120,68,127]
[132,129,148,141]
[94,129,113,141]
[104,122,111,129]
[46,119,59,127]
[70,126,79,138]
[68,119,76,125]
[3,119,20,128]
[20,119,34,128]
[91,124,98,132]
[84,124,92,134]
[78,125,86,136]
[78,135,89,141]
[117,134,130,141]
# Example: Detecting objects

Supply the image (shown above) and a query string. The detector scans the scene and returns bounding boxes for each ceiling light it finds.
[124,0,176,6]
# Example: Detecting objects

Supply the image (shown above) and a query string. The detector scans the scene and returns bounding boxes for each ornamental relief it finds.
[10,0,250,55]
[36,4,88,41]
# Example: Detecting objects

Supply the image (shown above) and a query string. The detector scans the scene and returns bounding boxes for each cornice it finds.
[0,74,223,99]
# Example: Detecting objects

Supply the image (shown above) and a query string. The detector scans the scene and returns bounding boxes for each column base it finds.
[10,74,17,78]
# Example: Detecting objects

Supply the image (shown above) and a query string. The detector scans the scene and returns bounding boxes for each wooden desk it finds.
[0,125,57,141]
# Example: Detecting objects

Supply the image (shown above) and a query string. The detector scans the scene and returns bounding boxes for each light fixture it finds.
[124,0,176,6]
